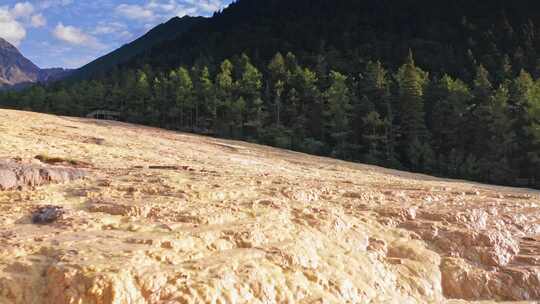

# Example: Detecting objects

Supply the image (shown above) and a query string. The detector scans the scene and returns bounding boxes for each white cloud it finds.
[174,6,198,17]
[93,25,118,35]
[0,1,52,46]
[92,22,133,40]
[39,0,73,10]
[148,1,176,13]
[30,13,46,27]
[53,23,105,50]
[116,4,156,21]
[0,7,26,46]
[183,0,224,15]
[116,1,229,22]
[11,2,34,18]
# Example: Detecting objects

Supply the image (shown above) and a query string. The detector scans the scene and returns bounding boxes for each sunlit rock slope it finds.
[0,109,539,303]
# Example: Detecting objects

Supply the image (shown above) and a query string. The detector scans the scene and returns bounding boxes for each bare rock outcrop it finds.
[31,206,65,224]
[0,158,85,190]
[0,110,540,303]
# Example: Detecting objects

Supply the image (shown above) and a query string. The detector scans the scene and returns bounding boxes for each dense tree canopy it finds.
[3,50,540,188]
[2,0,540,188]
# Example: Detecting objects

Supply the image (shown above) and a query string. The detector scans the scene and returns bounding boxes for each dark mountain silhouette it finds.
[106,0,540,76]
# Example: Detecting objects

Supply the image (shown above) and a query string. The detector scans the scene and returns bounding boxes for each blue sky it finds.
[0,0,232,69]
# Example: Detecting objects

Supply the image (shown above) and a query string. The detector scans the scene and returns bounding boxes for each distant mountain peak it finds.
[0,38,19,53]
[0,37,70,88]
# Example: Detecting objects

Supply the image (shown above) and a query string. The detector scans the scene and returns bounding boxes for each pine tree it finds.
[295,67,322,148]
[133,70,150,121]
[231,97,246,138]
[397,52,429,142]
[468,65,495,160]
[396,51,432,169]
[237,54,263,137]
[53,89,71,115]
[268,53,287,126]
[216,59,235,136]
[429,75,471,155]
[152,75,168,125]
[360,61,397,164]
[488,83,515,182]
[268,53,287,83]
[363,61,391,116]
[193,66,214,130]
[526,105,540,185]
[173,67,194,129]
[324,71,353,158]
[509,70,538,180]
[362,111,388,164]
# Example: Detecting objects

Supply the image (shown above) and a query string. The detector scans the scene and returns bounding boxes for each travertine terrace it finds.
[0,109,539,303]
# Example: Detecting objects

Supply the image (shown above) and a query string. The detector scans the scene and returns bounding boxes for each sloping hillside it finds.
[0,109,539,303]
[120,0,540,77]
[0,38,70,88]
[0,38,40,87]
[8,0,540,191]
[73,16,204,80]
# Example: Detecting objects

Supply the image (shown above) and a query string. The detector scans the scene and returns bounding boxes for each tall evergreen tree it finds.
[133,70,151,121]
[268,53,287,126]
[397,52,429,142]
[468,65,495,158]
[324,71,353,158]
[193,66,214,129]
[173,67,194,128]
[216,59,235,136]
[237,54,263,137]
[360,61,397,164]
[509,70,538,179]
[396,52,432,170]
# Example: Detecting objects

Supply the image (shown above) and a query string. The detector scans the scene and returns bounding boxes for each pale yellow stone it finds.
[0,109,539,303]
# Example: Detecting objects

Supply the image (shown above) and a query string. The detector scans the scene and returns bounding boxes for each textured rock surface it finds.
[0,109,539,303]
[0,158,86,190]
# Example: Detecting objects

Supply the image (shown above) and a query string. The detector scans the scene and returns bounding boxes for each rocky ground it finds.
[0,109,539,303]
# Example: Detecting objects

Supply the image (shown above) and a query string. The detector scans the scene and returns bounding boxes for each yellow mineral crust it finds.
[0,109,539,303]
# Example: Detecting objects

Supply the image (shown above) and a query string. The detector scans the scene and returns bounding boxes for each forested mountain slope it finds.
[123,0,540,79]
[73,16,204,80]
[2,0,540,188]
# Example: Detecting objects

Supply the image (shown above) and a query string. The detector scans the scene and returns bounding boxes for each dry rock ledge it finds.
[0,158,86,191]
[0,109,539,303]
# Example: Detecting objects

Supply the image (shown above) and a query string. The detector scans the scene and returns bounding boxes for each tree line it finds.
[1,51,539,188]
